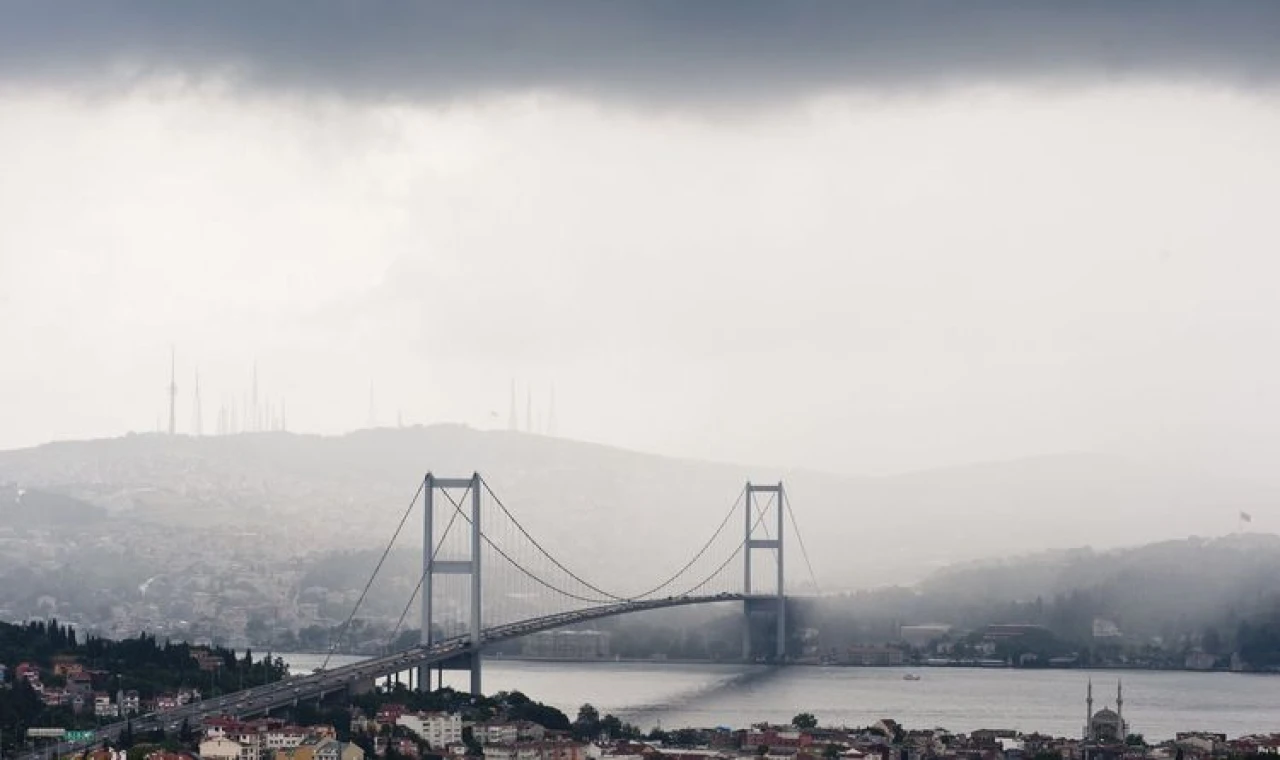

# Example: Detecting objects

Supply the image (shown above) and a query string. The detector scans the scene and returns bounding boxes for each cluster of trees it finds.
[1235,609,1280,669]
[570,704,641,742]
[347,684,572,735]
[0,619,288,756]
[0,619,79,661]
[785,536,1280,668]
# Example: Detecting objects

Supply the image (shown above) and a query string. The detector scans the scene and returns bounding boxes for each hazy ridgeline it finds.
[2,427,1279,662]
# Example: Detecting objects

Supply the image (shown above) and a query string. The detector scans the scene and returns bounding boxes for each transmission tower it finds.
[192,368,203,436]
[167,347,178,435]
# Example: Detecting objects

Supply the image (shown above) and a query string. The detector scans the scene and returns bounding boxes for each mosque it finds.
[1084,679,1128,743]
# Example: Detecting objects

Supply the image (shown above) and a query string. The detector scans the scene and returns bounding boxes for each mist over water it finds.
[281,655,1280,740]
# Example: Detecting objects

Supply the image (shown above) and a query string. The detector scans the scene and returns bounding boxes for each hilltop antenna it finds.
[281,398,287,432]
[192,367,203,436]
[368,381,377,428]
[167,347,178,435]
[252,361,259,432]
[525,384,532,433]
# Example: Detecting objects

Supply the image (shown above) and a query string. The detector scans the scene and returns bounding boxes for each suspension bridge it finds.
[22,473,818,759]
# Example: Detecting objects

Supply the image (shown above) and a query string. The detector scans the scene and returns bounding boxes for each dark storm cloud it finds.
[1,1,1278,102]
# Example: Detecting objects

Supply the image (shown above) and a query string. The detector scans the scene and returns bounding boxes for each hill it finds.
[1,426,1277,645]
[0,427,1275,590]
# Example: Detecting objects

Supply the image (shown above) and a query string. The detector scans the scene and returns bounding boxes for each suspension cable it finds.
[439,486,617,604]
[623,485,747,599]
[784,488,820,594]
[670,498,774,597]
[479,478,628,601]
[383,495,465,652]
[322,478,426,670]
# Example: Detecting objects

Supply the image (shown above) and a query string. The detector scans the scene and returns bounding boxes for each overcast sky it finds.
[2,2,1280,479]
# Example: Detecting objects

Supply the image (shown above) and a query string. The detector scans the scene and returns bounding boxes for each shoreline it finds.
[277,651,1271,675]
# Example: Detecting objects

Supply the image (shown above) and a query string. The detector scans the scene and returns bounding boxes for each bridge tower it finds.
[742,481,786,660]
[417,473,483,695]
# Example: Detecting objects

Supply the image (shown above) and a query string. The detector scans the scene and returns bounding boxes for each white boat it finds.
[903,673,922,681]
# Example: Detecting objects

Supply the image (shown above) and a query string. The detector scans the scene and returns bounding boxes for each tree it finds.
[600,714,623,741]
[792,713,818,730]
[461,727,482,757]
[756,745,769,756]
[823,744,841,759]
[572,704,601,741]
[178,718,195,744]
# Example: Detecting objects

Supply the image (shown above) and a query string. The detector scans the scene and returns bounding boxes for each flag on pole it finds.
[1240,511,1253,523]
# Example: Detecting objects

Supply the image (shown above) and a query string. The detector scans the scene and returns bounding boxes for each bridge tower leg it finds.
[418,472,484,695]
[743,481,786,661]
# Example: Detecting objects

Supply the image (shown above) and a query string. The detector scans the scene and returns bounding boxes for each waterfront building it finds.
[521,630,611,659]
[844,646,904,666]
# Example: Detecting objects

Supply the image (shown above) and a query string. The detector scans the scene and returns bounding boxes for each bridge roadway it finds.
[21,593,753,760]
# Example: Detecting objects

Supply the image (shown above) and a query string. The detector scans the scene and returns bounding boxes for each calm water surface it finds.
[280,655,1280,741]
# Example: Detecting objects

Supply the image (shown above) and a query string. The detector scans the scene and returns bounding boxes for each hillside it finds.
[1,426,1275,592]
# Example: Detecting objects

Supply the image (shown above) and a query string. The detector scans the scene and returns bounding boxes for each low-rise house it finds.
[155,694,181,712]
[41,688,68,707]
[94,692,119,719]
[279,738,364,760]
[67,672,94,697]
[202,737,247,760]
[475,722,520,746]
[264,727,310,753]
[15,662,40,683]
[52,656,84,677]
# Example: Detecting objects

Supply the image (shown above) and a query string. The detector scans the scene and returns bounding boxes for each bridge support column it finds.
[420,472,485,695]
[743,481,786,661]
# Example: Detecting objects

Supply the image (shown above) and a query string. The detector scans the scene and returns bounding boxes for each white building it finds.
[201,737,246,760]
[265,727,310,753]
[397,712,463,748]
[93,693,119,719]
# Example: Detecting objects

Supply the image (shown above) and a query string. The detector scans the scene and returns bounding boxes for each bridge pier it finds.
[420,473,484,695]
[743,482,787,661]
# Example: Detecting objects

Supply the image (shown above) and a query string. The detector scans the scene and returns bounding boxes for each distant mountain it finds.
[915,532,1280,638]
[0,427,1275,591]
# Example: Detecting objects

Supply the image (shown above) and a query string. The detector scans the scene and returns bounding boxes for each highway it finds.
[16,593,746,760]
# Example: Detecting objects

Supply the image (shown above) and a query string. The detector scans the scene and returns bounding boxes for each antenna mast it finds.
[167,347,178,435]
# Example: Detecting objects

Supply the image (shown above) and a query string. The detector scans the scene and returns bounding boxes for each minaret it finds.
[1117,680,1124,739]
[167,347,178,435]
[1085,678,1093,740]
[192,368,203,436]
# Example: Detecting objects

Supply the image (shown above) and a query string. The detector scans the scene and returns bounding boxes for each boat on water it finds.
[903,673,922,681]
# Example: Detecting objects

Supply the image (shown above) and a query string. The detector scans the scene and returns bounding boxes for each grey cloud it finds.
[2,1,1279,104]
